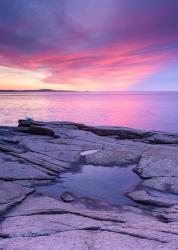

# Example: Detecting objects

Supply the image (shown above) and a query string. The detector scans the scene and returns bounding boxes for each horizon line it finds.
[1,89,178,93]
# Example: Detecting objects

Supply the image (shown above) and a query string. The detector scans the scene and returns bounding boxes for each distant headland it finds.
[0,89,79,92]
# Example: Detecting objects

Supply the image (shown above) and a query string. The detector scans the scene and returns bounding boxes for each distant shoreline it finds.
[0,89,79,93]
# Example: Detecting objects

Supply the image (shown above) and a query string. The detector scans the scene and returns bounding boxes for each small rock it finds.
[60,192,75,202]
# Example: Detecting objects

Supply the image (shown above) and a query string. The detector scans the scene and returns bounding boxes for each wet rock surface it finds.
[0,119,178,249]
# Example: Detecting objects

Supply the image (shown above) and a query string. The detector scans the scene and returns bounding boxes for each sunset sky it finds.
[0,0,178,91]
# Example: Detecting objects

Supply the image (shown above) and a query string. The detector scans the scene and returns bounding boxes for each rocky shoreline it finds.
[1,119,178,249]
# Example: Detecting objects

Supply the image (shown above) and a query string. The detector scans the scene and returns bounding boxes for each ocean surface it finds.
[1,91,178,133]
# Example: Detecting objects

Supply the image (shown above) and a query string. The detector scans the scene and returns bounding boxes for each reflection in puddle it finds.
[36,165,141,206]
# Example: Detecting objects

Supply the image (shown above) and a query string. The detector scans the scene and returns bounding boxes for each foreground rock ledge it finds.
[1,119,178,249]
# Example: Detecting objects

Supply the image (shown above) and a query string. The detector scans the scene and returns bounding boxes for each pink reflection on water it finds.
[0,92,178,132]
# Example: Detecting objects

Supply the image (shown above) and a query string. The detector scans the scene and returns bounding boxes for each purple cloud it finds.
[0,0,178,90]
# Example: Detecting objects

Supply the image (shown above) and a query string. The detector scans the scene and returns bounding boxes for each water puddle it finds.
[36,164,141,206]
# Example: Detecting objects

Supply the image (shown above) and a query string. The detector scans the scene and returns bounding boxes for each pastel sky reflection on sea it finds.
[1,92,178,133]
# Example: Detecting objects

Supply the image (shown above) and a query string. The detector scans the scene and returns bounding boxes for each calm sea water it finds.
[0,91,178,132]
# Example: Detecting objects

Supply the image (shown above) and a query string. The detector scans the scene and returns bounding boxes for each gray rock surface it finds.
[0,181,33,216]
[128,190,178,207]
[1,119,178,249]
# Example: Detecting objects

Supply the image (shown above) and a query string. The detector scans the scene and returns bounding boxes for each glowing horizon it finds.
[0,0,178,91]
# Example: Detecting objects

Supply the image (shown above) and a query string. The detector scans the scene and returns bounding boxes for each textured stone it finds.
[84,149,141,166]
[0,181,33,215]
[128,190,178,207]
[1,119,178,249]
[135,146,178,193]
[0,230,172,250]
[0,153,53,180]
